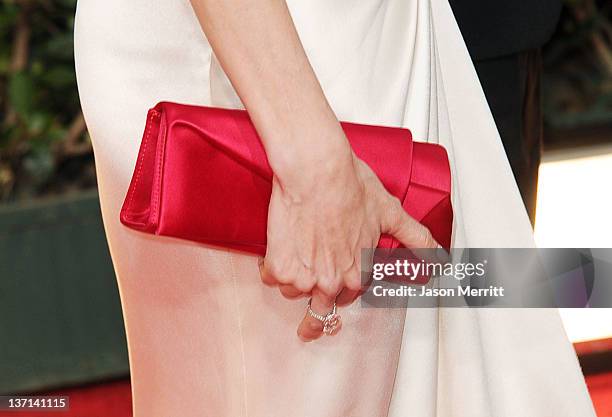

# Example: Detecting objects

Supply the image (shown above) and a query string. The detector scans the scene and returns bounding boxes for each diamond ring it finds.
[307,298,341,335]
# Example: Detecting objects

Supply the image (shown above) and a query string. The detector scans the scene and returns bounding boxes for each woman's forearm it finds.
[190,0,442,340]
[189,0,352,185]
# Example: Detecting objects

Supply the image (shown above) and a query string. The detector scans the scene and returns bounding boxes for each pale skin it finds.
[189,0,442,341]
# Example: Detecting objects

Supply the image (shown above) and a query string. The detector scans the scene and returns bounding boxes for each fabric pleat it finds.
[74,0,596,416]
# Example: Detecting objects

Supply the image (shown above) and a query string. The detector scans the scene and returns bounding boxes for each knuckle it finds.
[416,226,435,248]
[295,276,315,293]
[344,261,362,290]
[384,197,403,229]
[345,273,362,291]
[317,276,342,297]
[422,228,436,248]
[388,195,402,210]
[259,258,275,283]
[266,258,292,284]
[275,274,292,285]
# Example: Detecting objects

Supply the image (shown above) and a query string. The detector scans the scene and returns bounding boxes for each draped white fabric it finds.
[74,0,596,416]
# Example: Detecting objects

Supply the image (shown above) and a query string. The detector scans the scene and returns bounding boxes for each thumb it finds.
[380,197,448,264]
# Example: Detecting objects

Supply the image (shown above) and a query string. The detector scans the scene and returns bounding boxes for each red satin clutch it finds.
[120,102,453,255]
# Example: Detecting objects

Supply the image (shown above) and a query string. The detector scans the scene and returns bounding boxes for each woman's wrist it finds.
[267,132,355,197]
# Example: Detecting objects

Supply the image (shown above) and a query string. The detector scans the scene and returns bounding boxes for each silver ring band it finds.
[307,298,341,335]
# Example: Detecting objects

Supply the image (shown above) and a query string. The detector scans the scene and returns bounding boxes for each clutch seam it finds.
[125,109,157,216]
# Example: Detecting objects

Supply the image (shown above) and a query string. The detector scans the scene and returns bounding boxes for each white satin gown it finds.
[74,1,596,416]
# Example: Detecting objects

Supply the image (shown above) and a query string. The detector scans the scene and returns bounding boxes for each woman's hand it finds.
[259,140,442,342]
[190,0,442,342]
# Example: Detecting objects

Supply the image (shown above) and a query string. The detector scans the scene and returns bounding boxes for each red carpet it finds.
[587,372,612,417]
[1,373,611,417]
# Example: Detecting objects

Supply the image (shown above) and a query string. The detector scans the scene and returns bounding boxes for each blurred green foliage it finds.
[0,0,93,203]
[0,0,609,203]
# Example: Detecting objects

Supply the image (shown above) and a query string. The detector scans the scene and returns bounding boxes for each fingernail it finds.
[436,245,450,264]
